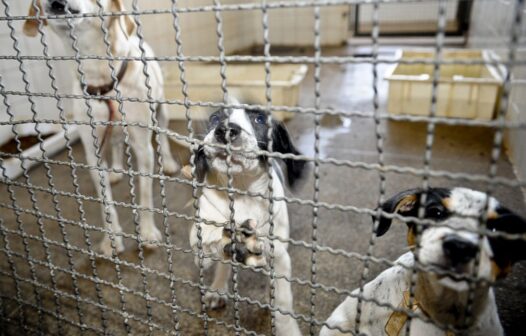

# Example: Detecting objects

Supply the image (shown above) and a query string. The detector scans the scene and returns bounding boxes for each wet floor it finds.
[0,45,525,335]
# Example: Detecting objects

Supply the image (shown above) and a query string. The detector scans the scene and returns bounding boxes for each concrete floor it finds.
[0,45,525,335]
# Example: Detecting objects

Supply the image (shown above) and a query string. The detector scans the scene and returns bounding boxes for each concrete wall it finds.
[468,0,526,194]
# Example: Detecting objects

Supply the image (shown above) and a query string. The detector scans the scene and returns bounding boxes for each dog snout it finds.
[49,0,66,13]
[48,0,79,14]
[442,235,478,265]
[214,122,242,144]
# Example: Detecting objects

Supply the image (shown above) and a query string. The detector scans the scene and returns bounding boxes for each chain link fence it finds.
[0,0,525,335]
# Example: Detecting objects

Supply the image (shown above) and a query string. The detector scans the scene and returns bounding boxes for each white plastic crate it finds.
[385,49,503,120]
[164,63,308,121]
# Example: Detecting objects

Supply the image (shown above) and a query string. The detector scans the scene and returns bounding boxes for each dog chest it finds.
[203,191,285,230]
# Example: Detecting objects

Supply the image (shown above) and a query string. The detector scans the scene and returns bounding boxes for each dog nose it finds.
[442,235,478,265]
[49,0,79,14]
[49,0,66,14]
[214,123,241,144]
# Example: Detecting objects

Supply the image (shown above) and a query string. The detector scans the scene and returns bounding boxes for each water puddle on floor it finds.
[295,113,352,158]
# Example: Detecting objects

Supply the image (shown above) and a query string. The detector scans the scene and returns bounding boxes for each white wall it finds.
[357,1,459,33]
[359,1,459,24]
[468,0,526,194]
[254,2,349,46]
[132,0,260,57]
[136,0,349,55]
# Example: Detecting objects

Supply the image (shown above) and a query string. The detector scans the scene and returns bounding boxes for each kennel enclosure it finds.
[0,0,525,335]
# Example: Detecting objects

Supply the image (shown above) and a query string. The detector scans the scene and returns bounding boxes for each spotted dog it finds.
[321,187,526,336]
[189,99,305,336]
[23,0,180,255]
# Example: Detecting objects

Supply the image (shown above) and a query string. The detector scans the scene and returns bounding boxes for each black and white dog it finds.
[188,99,305,336]
[321,187,526,336]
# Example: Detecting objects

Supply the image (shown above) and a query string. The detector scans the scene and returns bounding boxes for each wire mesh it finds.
[0,0,525,335]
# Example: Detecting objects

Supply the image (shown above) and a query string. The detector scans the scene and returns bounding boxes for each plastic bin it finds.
[384,49,503,120]
[164,63,308,121]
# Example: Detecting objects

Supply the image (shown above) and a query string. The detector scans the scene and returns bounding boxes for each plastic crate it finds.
[164,63,308,121]
[385,49,503,120]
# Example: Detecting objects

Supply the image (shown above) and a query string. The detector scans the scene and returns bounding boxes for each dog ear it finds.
[192,145,209,183]
[487,207,526,277]
[111,0,136,38]
[374,188,423,237]
[271,121,306,188]
[23,0,47,37]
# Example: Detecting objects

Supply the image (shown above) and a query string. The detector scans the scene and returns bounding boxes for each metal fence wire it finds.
[0,0,525,335]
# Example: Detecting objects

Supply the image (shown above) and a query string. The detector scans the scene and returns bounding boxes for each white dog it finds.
[23,0,180,255]
[188,100,306,336]
[321,187,526,336]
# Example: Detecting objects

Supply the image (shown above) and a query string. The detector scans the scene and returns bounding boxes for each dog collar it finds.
[84,59,129,96]
[385,291,455,336]
[82,59,128,153]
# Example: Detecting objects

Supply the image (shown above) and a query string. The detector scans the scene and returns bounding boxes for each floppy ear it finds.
[111,0,136,37]
[271,122,306,188]
[374,188,423,237]
[487,207,526,276]
[23,0,47,37]
[192,145,209,183]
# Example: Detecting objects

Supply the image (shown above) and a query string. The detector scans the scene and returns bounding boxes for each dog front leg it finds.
[79,126,124,255]
[129,126,162,247]
[109,130,124,184]
[319,296,357,336]
[272,241,302,336]
[190,222,225,269]
[204,261,231,309]
[189,221,232,309]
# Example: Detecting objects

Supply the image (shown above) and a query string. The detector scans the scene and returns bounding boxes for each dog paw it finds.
[109,171,123,184]
[99,234,125,256]
[162,158,180,176]
[139,224,162,248]
[222,219,267,267]
[204,291,227,310]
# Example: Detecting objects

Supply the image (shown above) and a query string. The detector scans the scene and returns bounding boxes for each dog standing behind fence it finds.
[321,187,526,336]
[23,0,180,255]
[186,98,306,336]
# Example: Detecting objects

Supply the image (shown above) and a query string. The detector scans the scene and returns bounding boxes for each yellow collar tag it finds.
[385,291,419,336]
[385,291,454,336]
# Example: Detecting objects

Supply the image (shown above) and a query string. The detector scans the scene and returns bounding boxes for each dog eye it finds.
[254,114,266,124]
[209,114,220,126]
[426,206,447,220]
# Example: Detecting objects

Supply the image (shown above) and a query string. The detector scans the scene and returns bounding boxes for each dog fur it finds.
[23,0,180,255]
[189,99,305,336]
[321,187,526,336]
